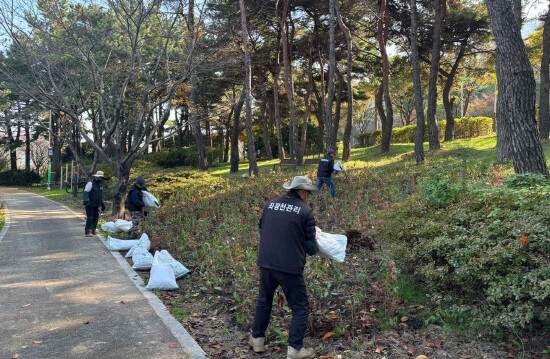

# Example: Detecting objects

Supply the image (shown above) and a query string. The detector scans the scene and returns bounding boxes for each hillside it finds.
[26,136,550,358]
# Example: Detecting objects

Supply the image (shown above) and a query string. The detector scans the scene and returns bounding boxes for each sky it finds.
[522,0,547,38]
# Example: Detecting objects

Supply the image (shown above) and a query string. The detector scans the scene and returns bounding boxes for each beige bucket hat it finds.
[93,171,105,178]
[283,176,319,192]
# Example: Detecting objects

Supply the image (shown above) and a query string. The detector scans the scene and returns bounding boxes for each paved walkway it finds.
[0,188,189,359]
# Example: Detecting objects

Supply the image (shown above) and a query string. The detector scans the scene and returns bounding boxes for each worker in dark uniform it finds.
[83,171,106,237]
[316,149,336,198]
[125,176,148,239]
[249,176,319,359]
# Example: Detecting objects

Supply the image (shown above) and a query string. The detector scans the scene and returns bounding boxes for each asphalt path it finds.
[0,188,190,359]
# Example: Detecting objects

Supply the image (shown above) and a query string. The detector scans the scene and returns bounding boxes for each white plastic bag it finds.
[146,251,178,290]
[132,246,154,271]
[105,236,139,251]
[126,233,151,258]
[115,219,132,233]
[333,161,344,172]
[159,250,190,279]
[142,191,160,208]
[315,227,348,262]
[101,222,117,233]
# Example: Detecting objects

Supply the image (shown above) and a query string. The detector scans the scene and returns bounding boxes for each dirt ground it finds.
[124,248,548,359]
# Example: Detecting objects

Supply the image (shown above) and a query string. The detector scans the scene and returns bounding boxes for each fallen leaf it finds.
[160,338,166,343]
[330,314,339,319]
[415,356,429,359]
[401,316,409,322]
[12,355,19,359]
[520,233,529,249]
[168,344,178,348]
[375,347,383,354]
[319,356,332,359]
[119,301,125,304]
[192,313,199,317]
[22,303,31,308]
[33,341,43,344]
[322,332,335,341]
[427,343,440,349]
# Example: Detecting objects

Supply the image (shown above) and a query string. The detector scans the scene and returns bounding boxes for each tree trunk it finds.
[112,166,130,216]
[378,0,394,153]
[239,0,258,176]
[260,81,274,160]
[540,7,550,140]
[330,71,343,149]
[313,50,326,153]
[188,0,207,170]
[224,109,231,162]
[280,0,300,162]
[485,0,549,176]
[272,26,285,160]
[410,0,426,164]
[25,119,31,171]
[375,84,387,132]
[443,39,468,141]
[190,76,208,170]
[52,111,62,182]
[230,92,246,173]
[301,36,315,158]
[426,0,444,151]
[325,0,337,151]
[513,0,522,29]
[336,0,353,161]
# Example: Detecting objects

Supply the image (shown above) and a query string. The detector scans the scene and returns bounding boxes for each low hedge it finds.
[357,117,494,147]
[143,146,223,168]
[0,170,42,186]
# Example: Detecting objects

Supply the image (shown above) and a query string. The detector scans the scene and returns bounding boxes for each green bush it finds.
[143,146,223,168]
[0,170,41,186]
[356,117,494,147]
[381,174,550,334]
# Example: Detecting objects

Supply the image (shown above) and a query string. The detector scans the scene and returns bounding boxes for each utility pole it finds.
[47,110,52,191]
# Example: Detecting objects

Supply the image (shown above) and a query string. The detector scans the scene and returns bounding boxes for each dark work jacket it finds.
[317,155,334,178]
[126,184,148,212]
[83,178,104,208]
[257,191,318,275]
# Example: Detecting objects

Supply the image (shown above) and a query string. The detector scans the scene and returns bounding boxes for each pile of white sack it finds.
[101,219,133,234]
[315,226,348,263]
[104,231,189,290]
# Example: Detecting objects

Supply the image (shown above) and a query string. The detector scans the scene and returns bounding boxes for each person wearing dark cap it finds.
[83,171,106,237]
[250,176,318,359]
[125,176,148,239]
[316,149,336,198]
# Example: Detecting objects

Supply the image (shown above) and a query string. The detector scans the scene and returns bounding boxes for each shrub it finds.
[356,117,494,147]
[0,170,41,186]
[143,146,223,168]
[381,174,550,334]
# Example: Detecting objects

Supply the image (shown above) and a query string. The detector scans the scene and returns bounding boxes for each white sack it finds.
[146,251,178,290]
[142,191,160,208]
[105,236,139,251]
[115,219,132,233]
[101,222,117,233]
[132,246,153,270]
[159,250,190,279]
[315,227,348,262]
[333,161,344,172]
[126,233,151,258]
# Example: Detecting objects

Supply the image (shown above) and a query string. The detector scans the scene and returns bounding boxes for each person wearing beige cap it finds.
[83,171,106,237]
[249,176,318,359]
